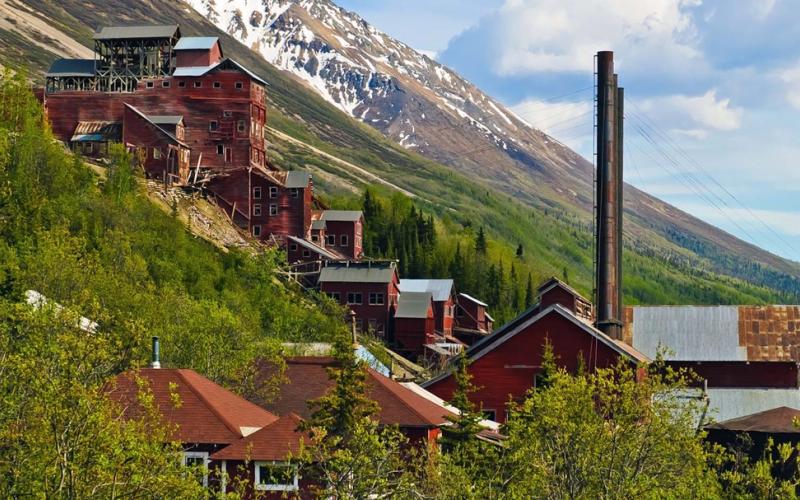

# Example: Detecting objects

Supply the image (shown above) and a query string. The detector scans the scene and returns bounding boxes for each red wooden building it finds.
[454,292,494,345]
[394,291,436,358]
[318,210,364,260]
[398,279,455,336]
[423,278,648,423]
[318,261,400,337]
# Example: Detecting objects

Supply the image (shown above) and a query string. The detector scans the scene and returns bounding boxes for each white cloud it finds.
[417,49,438,60]
[510,98,593,151]
[489,0,704,75]
[636,89,743,134]
[779,61,800,109]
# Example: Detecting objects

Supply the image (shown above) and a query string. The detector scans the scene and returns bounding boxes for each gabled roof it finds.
[706,406,800,434]
[46,58,95,77]
[396,291,433,319]
[174,36,220,51]
[319,263,396,284]
[423,304,649,388]
[94,25,179,40]
[287,236,342,261]
[537,276,586,300]
[124,104,188,147]
[321,210,363,222]
[311,220,326,231]
[211,413,308,461]
[459,293,488,307]
[399,279,454,302]
[262,357,455,428]
[171,58,268,86]
[108,368,278,445]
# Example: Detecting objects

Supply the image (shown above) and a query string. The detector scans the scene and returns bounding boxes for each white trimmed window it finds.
[253,204,262,217]
[369,293,384,305]
[289,242,298,252]
[290,188,299,198]
[340,234,349,247]
[253,186,261,199]
[269,186,278,198]
[326,234,336,246]
[152,148,162,159]
[255,462,298,492]
[328,292,340,302]
[302,249,311,258]
[269,204,278,216]
[347,292,362,305]
[253,225,262,237]
[183,451,209,487]
[216,144,224,155]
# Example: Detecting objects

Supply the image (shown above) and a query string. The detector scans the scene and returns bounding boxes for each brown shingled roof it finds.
[260,357,454,428]
[211,413,308,461]
[706,406,800,434]
[109,369,278,445]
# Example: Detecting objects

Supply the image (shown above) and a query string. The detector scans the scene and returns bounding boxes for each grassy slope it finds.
[7,0,796,305]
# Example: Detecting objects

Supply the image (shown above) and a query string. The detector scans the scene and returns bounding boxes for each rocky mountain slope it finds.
[186,0,800,285]
[2,0,800,302]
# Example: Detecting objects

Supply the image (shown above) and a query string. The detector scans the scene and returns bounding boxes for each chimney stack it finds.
[594,51,624,340]
[150,336,161,369]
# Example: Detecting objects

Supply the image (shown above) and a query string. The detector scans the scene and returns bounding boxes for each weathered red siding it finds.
[122,105,189,181]
[666,361,800,389]
[320,275,399,337]
[395,314,435,357]
[176,43,223,67]
[433,296,455,335]
[426,311,629,423]
[324,219,363,260]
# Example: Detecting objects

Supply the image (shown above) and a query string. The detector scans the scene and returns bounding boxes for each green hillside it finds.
[0,73,346,383]
[3,0,798,306]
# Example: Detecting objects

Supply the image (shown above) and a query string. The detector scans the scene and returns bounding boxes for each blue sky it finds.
[336,0,800,263]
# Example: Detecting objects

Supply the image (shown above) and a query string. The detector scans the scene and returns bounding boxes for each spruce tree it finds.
[440,352,484,452]
[525,273,535,307]
[475,226,488,255]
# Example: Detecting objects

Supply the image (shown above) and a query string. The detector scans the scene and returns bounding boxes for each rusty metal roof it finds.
[626,305,800,362]
[70,121,121,142]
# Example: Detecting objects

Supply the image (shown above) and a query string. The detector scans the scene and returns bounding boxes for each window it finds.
[209,120,218,131]
[146,81,154,88]
[254,462,298,492]
[178,80,186,88]
[290,188,299,198]
[237,120,246,133]
[252,225,262,237]
[328,292,340,302]
[289,243,298,252]
[253,186,261,199]
[340,234,349,247]
[216,144,224,155]
[347,292,362,305]
[152,148,162,159]
[269,204,278,216]
[183,451,209,487]
[235,81,243,89]
[82,142,93,154]
[253,204,262,217]
[213,81,221,88]
[326,234,336,246]
[193,81,202,88]
[269,186,278,198]
[302,249,311,258]
[311,234,319,243]
[369,293,385,305]
[223,110,233,118]
[482,409,497,421]
[162,81,170,88]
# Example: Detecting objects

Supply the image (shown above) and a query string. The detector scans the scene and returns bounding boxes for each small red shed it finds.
[320,210,363,260]
[398,279,455,336]
[394,291,436,358]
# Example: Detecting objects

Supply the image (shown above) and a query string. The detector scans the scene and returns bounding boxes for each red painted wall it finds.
[320,276,399,337]
[324,219,363,260]
[433,296,455,335]
[666,361,800,389]
[176,44,223,67]
[539,286,577,314]
[122,105,189,181]
[395,313,435,357]
[426,310,630,423]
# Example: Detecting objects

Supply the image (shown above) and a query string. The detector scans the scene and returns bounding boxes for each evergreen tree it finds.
[525,273,535,307]
[516,243,524,259]
[440,352,484,452]
[475,226,488,255]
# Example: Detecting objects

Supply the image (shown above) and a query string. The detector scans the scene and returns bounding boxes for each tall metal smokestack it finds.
[594,51,624,340]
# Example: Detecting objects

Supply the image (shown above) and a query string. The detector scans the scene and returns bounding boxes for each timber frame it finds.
[94,32,180,92]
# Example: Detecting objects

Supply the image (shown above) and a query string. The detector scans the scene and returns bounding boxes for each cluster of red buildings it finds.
[42,23,495,366]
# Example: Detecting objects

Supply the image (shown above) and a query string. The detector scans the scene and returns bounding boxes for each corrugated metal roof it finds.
[319,263,396,283]
[285,170,311,188]
[173,65,214,77]
[396,292,433,319]
[147,115,183,126]
[705,388,800,422]
[399,279,453,302]
[70,121,121,142]
[174,36,219,51]
[459,292,487,307]
[94,25,179,40]
[311,220,326,230]
[321,210,363,222]
[46,58,95,77]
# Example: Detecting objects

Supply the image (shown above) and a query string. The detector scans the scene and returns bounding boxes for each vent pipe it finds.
[150,336,161,369]
[594,51,624,340]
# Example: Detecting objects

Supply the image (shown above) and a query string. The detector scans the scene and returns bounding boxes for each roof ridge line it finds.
[368,368,436,425]
[174,369,245,438]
